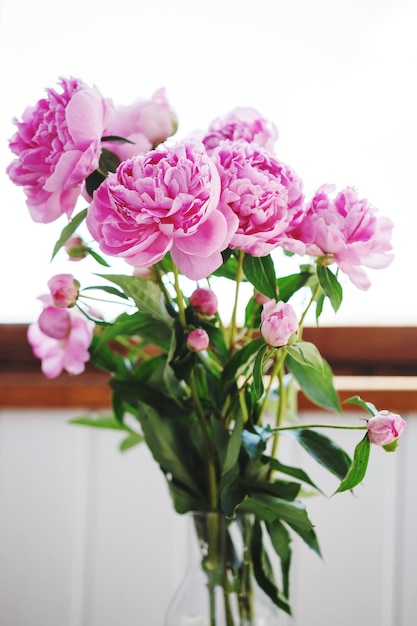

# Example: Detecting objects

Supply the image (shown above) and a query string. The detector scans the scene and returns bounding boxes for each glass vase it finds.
[165,512,280,626]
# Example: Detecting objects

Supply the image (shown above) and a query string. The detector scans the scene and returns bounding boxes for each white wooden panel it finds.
[0,409,415,625]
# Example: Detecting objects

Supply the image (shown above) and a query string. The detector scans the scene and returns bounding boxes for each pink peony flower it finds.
[102,88,177,161]
[7,77,113,223]
[189,288,218,316]
[202,107,278,153]
[86,141,236,280]
[212,141,305,257]
[260,300,299,347]
[366,411,406,446]
[48,273,79,307]
[290,185,394,289]
[28,301,95,378]
[187,328,210,352]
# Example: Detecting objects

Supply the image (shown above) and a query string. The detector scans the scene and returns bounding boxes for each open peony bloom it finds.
[202,107,278,154]
[290,184,394,289]
[6,77,113,223]
[260,300,299,347]
[212,140,305,257]
[366,411,406,446]
[47,273,79,307]
[28,298,94,378]
[86,141,236,280]
[101,88,177,161]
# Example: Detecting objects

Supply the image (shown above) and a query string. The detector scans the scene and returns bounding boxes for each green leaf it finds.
[317,265,343,313]
[286,341,325,373]
[288,429,352,482]
[119,433,145,451]
[267,457,322,493]
[84,247,111,267]
[221,337,265,391]
[344,395,377,416]
[245,493,314,531]
[243,253,277,300]
[253,344,268,399]
[242,425,272,461]
[250,520,292,615]
[51,208,88,260]
[335,435,371,493]
[277,271,313,302]
[101,135,134,144]
[285,352,341,413]
[70,413,127,430]
[100,274,172,323]
[265,519,292,598]
[383,439,400,452]
[221,412,244,475]
[85,170,106,197]
[284,520,322,557]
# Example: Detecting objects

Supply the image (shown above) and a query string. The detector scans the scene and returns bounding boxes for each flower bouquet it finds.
[7,77,406,624]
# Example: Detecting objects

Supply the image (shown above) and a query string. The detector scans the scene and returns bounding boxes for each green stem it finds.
[270,366,286,463]
[189,370,219,511]
[273,423,367,432]
[299,281,321,333]
[172,263,186,326]
[228,250,245,353]
[258,348,286,423]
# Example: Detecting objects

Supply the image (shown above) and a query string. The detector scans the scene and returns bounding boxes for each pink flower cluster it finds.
[27,275,94,378]
[7,77,176,223]
[291,185,394,290]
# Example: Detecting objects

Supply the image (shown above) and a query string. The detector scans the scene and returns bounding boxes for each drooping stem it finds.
[229,250,245,353]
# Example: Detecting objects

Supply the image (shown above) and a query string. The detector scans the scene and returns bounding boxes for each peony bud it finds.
[189,288,218,316]
[260,300,298,348]
[366,411,406,446]
[48,274,79,307]
[38,306,71,339]
[187,328,209,352]
[65,235,87,261]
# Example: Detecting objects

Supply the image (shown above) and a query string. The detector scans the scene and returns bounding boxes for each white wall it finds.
[0,409,415,626]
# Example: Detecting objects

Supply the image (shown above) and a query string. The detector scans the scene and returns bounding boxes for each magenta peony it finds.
[6,77,113,223]
[212,141,305,257]
[366,411,406,446]
[260,300,299,347]
[102,88,177,161]
[28,300,94,378]
[47,273,79,307]
[187,328,210,352]
[290,185,394,289]
[86,141,236,280]
[202,107,278,153]
[189,288,218,316]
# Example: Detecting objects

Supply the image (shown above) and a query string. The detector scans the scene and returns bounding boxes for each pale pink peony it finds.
[260,300,299,347]
[187,328,210,352]
[102,88,177,161]
[366,411,406,446]
[7,77,113,223]
[86,141,236,280]
[189,288,218,316]
[212,141,305,257]
[291,185,394,289]
[48,273,79,307]
[28,300,95,378]
[202,107,278,153]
